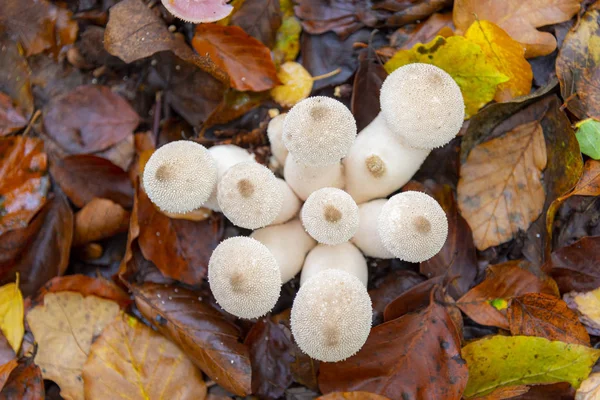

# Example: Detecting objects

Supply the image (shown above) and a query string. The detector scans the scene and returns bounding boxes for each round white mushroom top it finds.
[217,162,283,229]
[283,96,357,166]
[301,187,359,245]
[208,237,281,319]
[143,140,217,214]
[291,269,372,362]
[378,191,448,262]
[380,63,464,150]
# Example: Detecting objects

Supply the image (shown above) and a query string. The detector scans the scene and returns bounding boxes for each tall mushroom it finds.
[351,199,394,259]
[284,155,345,201]
[300,242,368,287]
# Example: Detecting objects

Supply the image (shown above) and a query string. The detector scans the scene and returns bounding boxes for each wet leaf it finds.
[317,392,391,400]
[457,121,547,250]
[0,32,33,120]
[74,198,129,246]
[270,61,313,107]
[192,24,280,92]
[83,313,207,400]
[383,276,444,322]
[384,36,508,118]
[389,12,454,52]
[453,0,580,58]
[374,0,452,27]
[462,336,600,398]
[0,93,26,136]
[575,119,600,160]
[0,278,23,354]
[351,49,387,132]
[545,236,600,293]
[369,270,425,325]
[132,283,252,397]
[43,85,139,155]
[33,275,130,309]
[231,0,282,47]
[293,0,379,38]
[0,359,17,393]
[26,292,120,400]
[0,136,49,235]
[0,359,44,400]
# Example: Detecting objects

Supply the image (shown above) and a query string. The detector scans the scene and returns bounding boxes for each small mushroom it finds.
[142,140,217,214]
[300,242,368,287]
[217,162,283,229]
[161,0,233,24]
[208,236,281,319]
[272,178,302,225]
[351,199,394,259]
[267,113,288,167]
[251,219,317,283]
[301,187,359,245]
[378,191,448,262]
[291,269,372,362]
[283,96,357,166]
[284,155,345,201]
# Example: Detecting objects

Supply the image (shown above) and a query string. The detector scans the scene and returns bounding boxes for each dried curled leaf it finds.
[270,62,313,107]
[0,278,23,354]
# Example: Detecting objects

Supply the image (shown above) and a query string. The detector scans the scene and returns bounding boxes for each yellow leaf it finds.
[26,292,120,400]
[465,20,533,102]
[271,61,313,108]
[83,313,206,400]
[0,277,24,354]
[384,36,509,118]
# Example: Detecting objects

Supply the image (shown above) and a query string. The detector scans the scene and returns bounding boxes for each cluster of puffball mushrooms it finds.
[142,63,465,362]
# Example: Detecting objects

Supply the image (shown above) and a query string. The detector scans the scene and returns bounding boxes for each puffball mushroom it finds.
[284,155,345,201]
[351,199,394,259]
[267,113,288,166]
[291,269,372,362]
[217,162,283,229]
[283,96,357,166]
[300,242,368,287]
[378,191,448,262]
[208,237,281,319]
[143,140,217,214]
[380,63,464,150]
[272,178,302,225]
[301,187,359,245]
[251,219,317,283]
[161,0,233,24]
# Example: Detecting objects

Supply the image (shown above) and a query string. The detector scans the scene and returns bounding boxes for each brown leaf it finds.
[132,283,252,397]
[390,12,455,52]
[453,0,580,58]
[0,333,15,367]
[473,386,530,400]
[74,198,129,246]
[0,360,17,393]
[0,360,44,400]
[231,0,282,47]
[43,85,139,154]
[192,24,281,92]
[50,155,134,208]
[369,270,425,325]
[351,49,387,132]
[374,0,452,27]
[83,313,207,400]
[507,293,590,345]
[317,392,391,400]
[544,236,600,293]
[0,32,33,120]
[383,276,444,322]
[294,0,379,38]
[0,136,49,235]
[0,93,26,136]
[457,261,559,330]
[319,293,468,400]
[458,121,547,251]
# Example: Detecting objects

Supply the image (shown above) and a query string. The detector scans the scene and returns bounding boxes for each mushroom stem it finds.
[300,242,368,287]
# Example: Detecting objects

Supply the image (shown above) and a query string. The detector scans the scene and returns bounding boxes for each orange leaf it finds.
[317,392,391,400]
[73,198,129,246]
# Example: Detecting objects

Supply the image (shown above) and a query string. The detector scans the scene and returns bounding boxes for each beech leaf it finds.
[565,287,600,336]
[0,93,26,136]
[0,359,44,400]
[73,198,130,246]
[0,278,23,354]
[270,62,313,107]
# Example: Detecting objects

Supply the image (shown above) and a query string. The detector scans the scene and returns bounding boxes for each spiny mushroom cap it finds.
[267,113,288,166]
[161,0,233,24]
[143,140,217,214]
[208,237,281,319]
[217,162,283,229]
[378,191,448,262]
[291,269,372,362]
[301,187,359,245]
[283,96,357,166]
[380,63,464,150]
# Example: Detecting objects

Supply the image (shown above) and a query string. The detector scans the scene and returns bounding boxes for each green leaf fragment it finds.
[575,118,600,159]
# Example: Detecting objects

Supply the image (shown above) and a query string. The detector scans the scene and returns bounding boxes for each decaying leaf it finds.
[0,278,23,354]
[83,313,206,400]
[351,49,387,132]
[231,0,281,47]
[272,13,302,65]
[0,32,33,120]
[293,0,378,38]
[0,359,18,393]
[462,335,600,398]
[564,287,600,336]
[73,198,130,246]
[26,292,120,400]
[0,359,44,400]
[33,275,130,309]
[575,119,600,160]
[271,62,313,107]
[317,392,391,400]
[545,236,600,293]
[0,93,26,136]
[458,121,547,250]
[576,372,600,400]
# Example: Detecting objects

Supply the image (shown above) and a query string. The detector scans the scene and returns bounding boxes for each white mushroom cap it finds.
[205,145,256,211]
[284,155,345,201]
[271,178,302,225]
[351,199,394,259]
[208,236,281,319]
[301,188,359,245]
[251,219,317,283]
[143,140,217,213]
[267,113,288,166]
[283,96,357,166]
[343,114,430,204]
[291,269,372,362]
[217,162,283,229]
[378,191,448,262]
[380,63,464,150]
[300,242,368,287]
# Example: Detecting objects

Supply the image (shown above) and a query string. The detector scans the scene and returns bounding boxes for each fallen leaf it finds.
[389,12,454,52]
[192,24,280,92]
[132,283,252,397]
[317,392,391,400]
[369,270,425,325]
[458,121,547,250]
[462,335,600,398]
[43,85,139,154]
[464,20,532,102]
[374,0,452,27]
[0,333,15,367]
[272,12,302,65]
[83,313,207,400]
[0,360,17,393]
[384,36,509,118]
[0,32,33,120]
[0,136,49,235]
[319,292,468,400]
[293,0,380,38]
[383,276,444,322]
[575,119,600,160]
[201,88,270,129]
[565,287,600,336]
[457,261,558,330]
[0,93,26,136]
[508,293,590,345]
[50,155,134,208]
[470,385,530,400]
[545,236,600,293]
[231,0,281,47]
[0,279,23,354]
[74,198,129,246]
[271,61,313,107]
[0,359,44,400]
[351,49,387,132]
[26,292,120,400]
[453,0,580,58]
[576,372,600,400]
